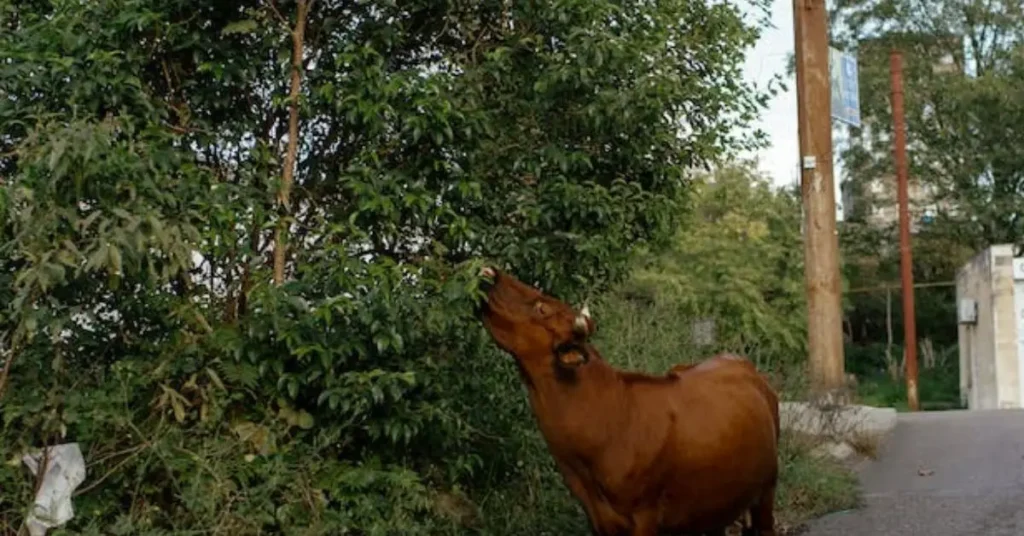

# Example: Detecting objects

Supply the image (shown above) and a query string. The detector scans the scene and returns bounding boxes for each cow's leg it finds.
[628,510,658,536]
[591,509,632,536]
[744,483,777,536]
[554,461,630,536]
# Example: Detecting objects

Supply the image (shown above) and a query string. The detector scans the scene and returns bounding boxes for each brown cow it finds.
[477,266,779,536]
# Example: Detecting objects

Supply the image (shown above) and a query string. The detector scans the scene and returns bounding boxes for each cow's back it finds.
[655,355,779,531]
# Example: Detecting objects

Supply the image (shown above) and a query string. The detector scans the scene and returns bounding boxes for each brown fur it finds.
[478,268,779,536]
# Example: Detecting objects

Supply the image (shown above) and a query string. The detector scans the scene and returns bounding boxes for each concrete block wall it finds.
[958,247,996,409]
[957,244,1023,410]
[990,248,1021,408]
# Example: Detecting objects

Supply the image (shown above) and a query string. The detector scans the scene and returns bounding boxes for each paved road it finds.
[804,409,1024,536]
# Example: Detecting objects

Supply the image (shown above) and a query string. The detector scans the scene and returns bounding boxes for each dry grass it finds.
[845,430,882,460]
[774,429,863,534]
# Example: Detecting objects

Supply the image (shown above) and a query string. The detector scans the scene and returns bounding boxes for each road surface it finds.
[804,409,1024,536]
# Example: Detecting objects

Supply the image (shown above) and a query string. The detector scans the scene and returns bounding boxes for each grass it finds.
[846,341,963,412]
[462,465,588,535]
[844,430,883,460]
[775,431,862,533]
[856,366,962,412]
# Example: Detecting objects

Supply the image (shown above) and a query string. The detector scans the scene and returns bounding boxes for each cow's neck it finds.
[516,354,629,456]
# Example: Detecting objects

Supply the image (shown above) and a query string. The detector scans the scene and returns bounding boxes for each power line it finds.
[847,280,955,294]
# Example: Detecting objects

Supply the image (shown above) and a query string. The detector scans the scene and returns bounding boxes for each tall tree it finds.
[0,0,773,532]
[832,0,1024,248]
[600,161,807,372]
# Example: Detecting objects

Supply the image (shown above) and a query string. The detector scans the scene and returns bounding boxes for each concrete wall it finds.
[958,247,996,409]
[990,247,1020,408]
[957,244,1023,410]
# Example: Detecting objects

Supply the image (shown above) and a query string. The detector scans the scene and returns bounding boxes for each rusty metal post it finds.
[889,50,920,411]
[793,0,846,400]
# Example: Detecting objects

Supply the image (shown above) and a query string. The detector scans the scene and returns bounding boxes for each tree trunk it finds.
[273,0,311,285]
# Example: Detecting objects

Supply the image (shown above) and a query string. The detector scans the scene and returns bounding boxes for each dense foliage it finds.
[0,0,773,533]
[597,161,808,384]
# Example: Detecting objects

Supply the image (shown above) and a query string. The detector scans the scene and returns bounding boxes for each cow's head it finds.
[477,266,595,368]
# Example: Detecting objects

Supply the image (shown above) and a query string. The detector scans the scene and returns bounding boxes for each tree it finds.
[832,0,1024,249]
[0,0,772,532]
[597,161,808,377]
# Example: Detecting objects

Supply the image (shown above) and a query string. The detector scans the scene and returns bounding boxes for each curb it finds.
[780,401,898,440]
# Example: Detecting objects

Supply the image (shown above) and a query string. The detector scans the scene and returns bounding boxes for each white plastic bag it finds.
[21,443,87,536]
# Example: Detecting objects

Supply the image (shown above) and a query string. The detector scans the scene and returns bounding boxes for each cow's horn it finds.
[574,305,592,336]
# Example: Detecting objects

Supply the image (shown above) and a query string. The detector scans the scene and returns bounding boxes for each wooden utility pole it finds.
[889,50,920,411]
[792,0,846,399]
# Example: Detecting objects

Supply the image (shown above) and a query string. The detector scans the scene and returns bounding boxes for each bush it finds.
[854,343,962,411]
[594,162,810,390]
[0,0,775,534]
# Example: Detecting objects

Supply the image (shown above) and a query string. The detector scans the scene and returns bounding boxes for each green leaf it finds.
[206,367,226,390]
[296,410,314,430]
[86,243,109,272]
[222,19,258,36]
[107,244,122,275]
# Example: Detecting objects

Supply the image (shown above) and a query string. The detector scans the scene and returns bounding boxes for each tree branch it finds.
[273,0,312,285]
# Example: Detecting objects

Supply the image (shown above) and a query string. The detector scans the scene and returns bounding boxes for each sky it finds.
[739,0,848,219]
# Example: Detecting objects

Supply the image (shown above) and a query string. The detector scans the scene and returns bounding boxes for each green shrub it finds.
[0,0,774,534]
[593,162,810,391]
[854,343,962,411]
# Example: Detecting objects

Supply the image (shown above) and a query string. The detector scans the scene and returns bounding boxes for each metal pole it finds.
[793,0,846,400]
[889,50,920,411]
